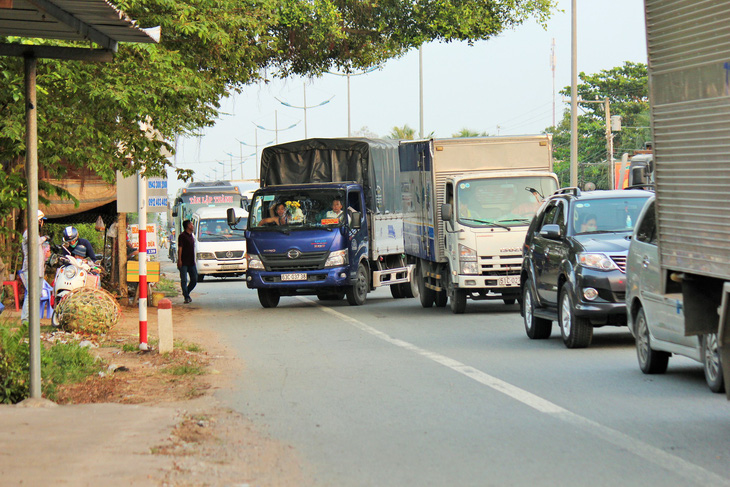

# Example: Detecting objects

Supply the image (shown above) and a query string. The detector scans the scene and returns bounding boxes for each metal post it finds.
[303,83,308,139]
[347,73,351,137]
[604,98,614,190]
[24,55,41,399]
[419,46,424,139]
[138,172,148,350]
[275,110,278,144]
[255,130,258,180]
[570,0,578,187]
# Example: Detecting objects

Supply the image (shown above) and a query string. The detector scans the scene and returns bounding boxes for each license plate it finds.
[281,273,306,281]
[220,264,240,270]
[498,276,520,287]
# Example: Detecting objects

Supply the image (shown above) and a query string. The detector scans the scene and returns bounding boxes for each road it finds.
[190,277,730,487]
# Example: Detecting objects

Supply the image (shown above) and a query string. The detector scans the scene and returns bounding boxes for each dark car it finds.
[520,188,653,348]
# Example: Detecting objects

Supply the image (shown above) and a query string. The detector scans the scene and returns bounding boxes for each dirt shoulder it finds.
[0,269,309,486]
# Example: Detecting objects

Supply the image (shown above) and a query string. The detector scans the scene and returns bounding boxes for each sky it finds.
[168,0,648,196]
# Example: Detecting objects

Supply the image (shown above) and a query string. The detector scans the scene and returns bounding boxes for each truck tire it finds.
[418,261,435,308]
[346,263,368,306]
[634,307,669,374]
[702,333,725,393]
[435,290,448,308]
[398,279,418,299]
[559,288,593,348]
[258,289,280,308]
[446,269,466,314]
[523,279,551,339]
[390,284,403,299]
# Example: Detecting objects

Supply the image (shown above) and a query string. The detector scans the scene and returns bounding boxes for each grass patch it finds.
[153,276,178,298]
[0,320,102,403]
[164,364,206,376]
[174,340,202,353]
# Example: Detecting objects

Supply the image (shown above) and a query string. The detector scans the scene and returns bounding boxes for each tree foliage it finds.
[547,61,650,188]
[0,0,555,197]
[452,128,489,137]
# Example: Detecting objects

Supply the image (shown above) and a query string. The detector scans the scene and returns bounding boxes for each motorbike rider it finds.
[61,226,98,262]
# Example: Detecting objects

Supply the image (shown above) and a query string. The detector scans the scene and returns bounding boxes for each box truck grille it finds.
[479,254,522,276]
[260,251,328,272]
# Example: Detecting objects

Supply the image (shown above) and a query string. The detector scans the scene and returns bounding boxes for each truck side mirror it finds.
[441,203,453,222]
[350,211,362,230]
[245,203,251,212]
[539,223,562,240]
[227,207,238,227]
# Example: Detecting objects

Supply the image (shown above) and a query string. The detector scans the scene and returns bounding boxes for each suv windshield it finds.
[457,176,558,227]
[572,197,650,234]
[249,190,347,230]
[198,217,247,242]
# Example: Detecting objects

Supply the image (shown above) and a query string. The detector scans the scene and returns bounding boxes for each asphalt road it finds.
[191,278,730,487]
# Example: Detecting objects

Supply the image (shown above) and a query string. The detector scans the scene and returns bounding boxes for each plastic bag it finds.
[95,215,105,232]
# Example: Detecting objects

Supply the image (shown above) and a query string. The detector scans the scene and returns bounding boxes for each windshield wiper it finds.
[461,218,511,231]
[498,218,532,224]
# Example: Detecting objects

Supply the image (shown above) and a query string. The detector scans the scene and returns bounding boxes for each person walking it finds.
[177,219,197,304]
[20,210,48,323]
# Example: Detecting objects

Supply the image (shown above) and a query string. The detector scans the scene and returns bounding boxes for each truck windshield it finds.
[573,197,650,234]
[457,176,558,227]
[248,190,347,230]
[198,217,247,241]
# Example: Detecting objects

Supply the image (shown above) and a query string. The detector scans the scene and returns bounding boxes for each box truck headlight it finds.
[459,245,478,275]
[578,253,617,271]
[197,252,216,260]
[325,249,347,268]
[247,254,265,270]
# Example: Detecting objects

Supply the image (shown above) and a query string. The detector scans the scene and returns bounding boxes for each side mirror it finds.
[227,207,238,227]
[441,203,453,222]
[539,223,562,240]
[350,211,362,230]
[245,203,251,212]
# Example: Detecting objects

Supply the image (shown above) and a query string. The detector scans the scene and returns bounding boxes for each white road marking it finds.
[298,297,730,486]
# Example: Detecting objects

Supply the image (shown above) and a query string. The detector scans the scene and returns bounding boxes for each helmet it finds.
[71,244,87,257]
[62,226,79,243]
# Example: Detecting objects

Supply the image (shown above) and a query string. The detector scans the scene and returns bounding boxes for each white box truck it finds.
[400,136,558,313]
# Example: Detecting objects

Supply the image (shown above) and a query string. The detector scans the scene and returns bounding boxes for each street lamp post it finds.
[276,83,333,139]
[327,66,379,137]
[238,132,274,181]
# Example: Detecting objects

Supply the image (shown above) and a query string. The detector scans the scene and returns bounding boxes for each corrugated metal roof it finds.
[0,0,158,47]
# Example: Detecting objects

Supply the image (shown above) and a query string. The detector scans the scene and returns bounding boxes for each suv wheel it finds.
[523,279,551,339]
[702,333,725,393]
[559,288,593,348]
[634,307,669,374]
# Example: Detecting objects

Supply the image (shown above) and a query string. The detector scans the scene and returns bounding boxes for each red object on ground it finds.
[157,298,172,310]
[2,277,20,311]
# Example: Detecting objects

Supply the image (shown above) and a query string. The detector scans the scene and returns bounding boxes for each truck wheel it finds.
[446,270,466,314]
[435,290,448,308]
[258,289,280,308]
[559,288,593,348]
[399,278,418,299]
[346,263,368,306]
[635,307,669,374]
[417,261,435,308]
[390,284,403,299]
[523,279,551,339]
[702,333,725,393]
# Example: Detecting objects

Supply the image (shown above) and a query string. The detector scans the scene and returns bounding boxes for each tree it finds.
[547,61,650,188]
[452,128,489,137]
[0,0,555,186]
[388,125,417,140]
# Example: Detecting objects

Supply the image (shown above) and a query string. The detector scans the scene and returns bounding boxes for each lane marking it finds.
[298,297,730,485]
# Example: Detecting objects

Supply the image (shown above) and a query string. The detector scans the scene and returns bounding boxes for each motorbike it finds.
[168,240,177,263]
[49,252,102,327]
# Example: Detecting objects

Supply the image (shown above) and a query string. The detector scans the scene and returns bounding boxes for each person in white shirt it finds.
[325,198,344,219]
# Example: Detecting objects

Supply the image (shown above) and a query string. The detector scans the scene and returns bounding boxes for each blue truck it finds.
[242,138,417,308]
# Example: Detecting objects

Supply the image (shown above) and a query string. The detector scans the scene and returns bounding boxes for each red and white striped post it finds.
[137,173,148,350]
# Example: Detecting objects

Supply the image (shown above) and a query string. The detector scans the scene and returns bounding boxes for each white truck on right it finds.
[643,0,730,395]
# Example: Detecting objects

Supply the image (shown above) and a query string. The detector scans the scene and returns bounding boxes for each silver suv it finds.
[626,196,724,392]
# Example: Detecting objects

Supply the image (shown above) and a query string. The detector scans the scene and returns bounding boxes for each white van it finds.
[191,207,248,281]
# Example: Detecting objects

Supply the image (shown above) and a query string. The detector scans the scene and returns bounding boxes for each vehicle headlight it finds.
[459,244,477,261]
[63,266,77,279]
[578,253,618,271]
[460,262,480,275]
[325,249,347,268]
[247,254,265,270]
[197,252,216,260]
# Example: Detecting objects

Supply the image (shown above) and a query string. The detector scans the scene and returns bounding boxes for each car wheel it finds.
[418,261,435,308]
[346,263,369,306]
[559,287,593,349]
[257,289,280,308]
[702,333,725,393]
[523,279,552,339]
[634,307,669,374]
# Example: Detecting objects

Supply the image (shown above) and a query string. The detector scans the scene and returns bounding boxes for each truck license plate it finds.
[498,276,520,287]
[220,264,240,270]
[281,273,306,281]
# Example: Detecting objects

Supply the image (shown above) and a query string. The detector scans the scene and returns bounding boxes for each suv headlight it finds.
[325,249,347,268]
[197,252,216,260]
[459,245,479,275]
[578,252,618,271]
[247,254,265,270]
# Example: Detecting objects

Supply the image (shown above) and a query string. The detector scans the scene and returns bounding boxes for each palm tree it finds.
[388,125,416,140]
[452,128,489,137]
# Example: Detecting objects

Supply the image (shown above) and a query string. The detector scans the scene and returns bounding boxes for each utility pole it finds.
[419,45,424,139]
[551,38,557,128]
[570,0,578,188]
[577,97,614,189]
